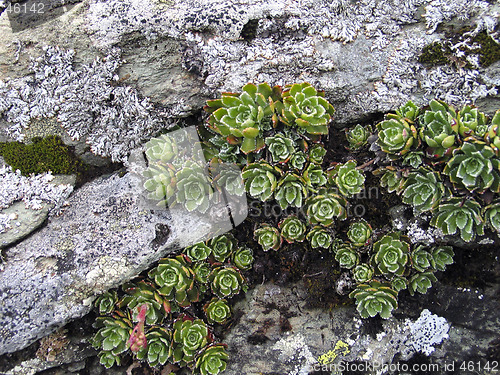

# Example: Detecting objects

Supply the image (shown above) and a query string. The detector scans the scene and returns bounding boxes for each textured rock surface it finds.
[0,165,216,355]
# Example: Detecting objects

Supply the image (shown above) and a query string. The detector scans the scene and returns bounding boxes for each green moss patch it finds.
[0,136,83,176]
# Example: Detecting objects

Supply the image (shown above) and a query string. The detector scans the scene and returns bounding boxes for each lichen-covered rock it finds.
[0,165,215,355]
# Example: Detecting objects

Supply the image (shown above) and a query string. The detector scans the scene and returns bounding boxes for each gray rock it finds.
[0,169,215,355]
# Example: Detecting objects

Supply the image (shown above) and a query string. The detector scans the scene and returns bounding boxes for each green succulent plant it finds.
[145,134,178,163]
[430,197,484,242]
[184,242,212,262]
[334,244,359,269]
[194,344,229,375]
[231,247,254,271]
[92,313,132,367]
[347,219,372,247]
[279,215,307,243]
[193,262,212,293]
[419,99,458,158]
[458,104,488,138]
[213,166,245,197]
[401,168,446,213]
[136,327,171,367]
[375,167,404,194]
[353,264,374,283]
[290,151,308,170]
[275,174,308,209]
[330,161,365,198]
[308,144,327,164]
[120,281,165,326]
[280,83,335,134]
[306,226,333,249]
[402,151,424,169]
[408,272,437,296]
[205,83,280,154]
[203,298,232,325]
[303,163,327,190]
[209,266,246,299]
[95,291,118,315]
[391,276,408,292]
[171,316,210,366]
[305,190,348,226]
[148,255,199,309]
[376,114,417,155]
[209,234,236,263]
[485,109,500,155]
[265,134,295,163]
[371,232,409,276]
[396,100,420,123]
[175,164,214,213]
[203,135,243,164]
[410,246,435,273]
[242,162,281,201]
[484,201,500,232]
[254,224,282,251]
[345,124,371,150]
[430,246,455,271]
[349,281,398,319]
[443,141,500,193]
[143,164,177,206]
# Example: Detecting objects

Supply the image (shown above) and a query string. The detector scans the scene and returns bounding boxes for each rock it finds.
[0,166,218,355]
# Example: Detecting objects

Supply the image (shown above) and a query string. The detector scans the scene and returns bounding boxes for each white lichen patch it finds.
[0,165,73,214]
[406,309,450,356]
[272,333,317,375]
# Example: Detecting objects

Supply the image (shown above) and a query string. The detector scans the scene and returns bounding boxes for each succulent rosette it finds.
[242,162,281,201]
[209,234,236,263]
[143,164,177,206]
[334,244,359,269]
[303,164,327,189]
[349,281,398,319]
[144,134,178,163]
[254,224,282,251]
[329,160,365,198]
[345,124,371,150]
[396,100,420,123]
[193,262,212,293]
[419,99,458,158]
[279,215,307,243]
[171,316,210,366]
[375,167,404,194]
[184,242,212,262]
[92,313,133,367]
[308,144,327,164]
[280,83,335,135]
[306,226,333,249]
[194,344,229,375]
[391,276,408,292]
[120,281,165,325]
[443,141,500,193]
[410,246,436,273]
[305,190,348,226]
[458,104,487,138]
[347,219,372,247]
[353,264,374,283]
[484,201,500,232]
[231,247,254,271]
[376,114,417,155]
[95,291,118,315]
[275,174,308,209]
[401,168,446,213]
[408,272,437,296]
[136,327,171,367]
[205,83,280,154]
[430,246,454,271]
[402,151,424,169]
[213,166,245,197]
[209,266,246,299]
[265,134,295,163]
[371,232,409,276]
[290,151,308,170]
[203,298,232,325]
[430,197,484,242]
[148,255,199,309]
[485,109,500,155]
[175,164,214,213]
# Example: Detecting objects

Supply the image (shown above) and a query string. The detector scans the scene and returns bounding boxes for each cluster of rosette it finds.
[92,233,251,374]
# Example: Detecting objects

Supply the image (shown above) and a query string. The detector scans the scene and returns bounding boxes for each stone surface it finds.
[0,164,217,355]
